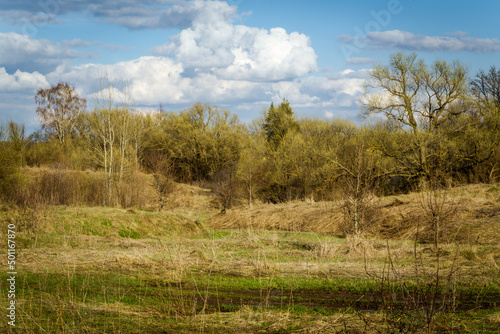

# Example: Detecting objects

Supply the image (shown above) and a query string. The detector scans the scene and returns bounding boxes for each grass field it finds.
[1,184,500,333]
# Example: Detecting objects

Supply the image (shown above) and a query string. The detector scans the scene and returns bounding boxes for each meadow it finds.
[1,176,499,333]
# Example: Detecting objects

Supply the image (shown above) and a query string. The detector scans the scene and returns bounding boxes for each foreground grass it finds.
[1,195,500,333]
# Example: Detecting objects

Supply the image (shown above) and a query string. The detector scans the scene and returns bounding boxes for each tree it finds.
[77,74,146,205]
[338,133,382,234]
[8,121,31,167]
[469,66,500,181]
[363,52,468,134]
[470,65,500,118]
[155,102,243,182]
[259,99,302,202]
[263,99,299,150]
[35,82,87,144]
[81,109,116,204]
[80,108,147,205]
[235,133,268,207]
[361,52,468,179]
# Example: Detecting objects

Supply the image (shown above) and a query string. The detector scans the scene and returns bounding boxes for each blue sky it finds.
[1,0,500,130]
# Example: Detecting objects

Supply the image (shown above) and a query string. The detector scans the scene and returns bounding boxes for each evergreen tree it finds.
[263,98,299,150]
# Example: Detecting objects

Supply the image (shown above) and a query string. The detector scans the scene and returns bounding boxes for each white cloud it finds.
[43,54,366,121]
[0,1,364,124]
[0,32,94,73]
[50,56,274,107]
[152,2,317,81]
[270,80,319,105]
[217,27,318,81]
[301,70,368,98]
[324,111,334,119]
[0,67,49,91]
[339,30,500,53]
[49,56,186,105]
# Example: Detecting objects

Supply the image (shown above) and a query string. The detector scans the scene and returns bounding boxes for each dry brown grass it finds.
[165,183,216,211]
[208,184,500,245]
[208,201,345,235]
[15,167,217,212]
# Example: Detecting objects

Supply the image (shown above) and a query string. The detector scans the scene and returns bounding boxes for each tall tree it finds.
[35,82,87,144]
[470,66,500,119]
[469,66,500,181]
[361,52,468,178]
[263,99,299,150]
[362,52,468,134]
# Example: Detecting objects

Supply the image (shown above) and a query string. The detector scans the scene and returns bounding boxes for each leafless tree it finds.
[362,52,468,134]
[361,52,468,179]
[35,82,86,144]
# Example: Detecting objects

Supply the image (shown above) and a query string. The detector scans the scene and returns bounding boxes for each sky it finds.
[1,0,500,130]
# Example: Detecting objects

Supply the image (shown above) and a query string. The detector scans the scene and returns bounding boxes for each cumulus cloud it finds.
[254,69,369,117]
[301,69,368,97]
[42,53,365,121]
[152,2,317,81]
[0,67,49,91]
[0,0,363,123]
[0,32,94,73]
[339,30,500,53]
[49,56,186,105]
[324,111,335,119]
[49,56,275,108]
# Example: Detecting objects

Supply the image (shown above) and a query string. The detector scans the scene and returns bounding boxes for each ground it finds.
[1,183,499,333]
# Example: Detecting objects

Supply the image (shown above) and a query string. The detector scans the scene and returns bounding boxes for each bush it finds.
[0,143,20,201]
[12,167,150,208]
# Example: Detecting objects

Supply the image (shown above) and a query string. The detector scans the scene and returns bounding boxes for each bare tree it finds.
[35,82,86,144]
[470,65,500,117]
[82,73,139,204]
[361,52,468,178]
[82,109,116,204]
[362,53,467,133]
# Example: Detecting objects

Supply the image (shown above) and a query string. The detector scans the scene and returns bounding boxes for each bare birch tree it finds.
[83,73,138,204]
[35,82,86,144]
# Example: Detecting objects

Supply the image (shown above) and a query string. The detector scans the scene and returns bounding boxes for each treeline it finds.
[1,53,499,210]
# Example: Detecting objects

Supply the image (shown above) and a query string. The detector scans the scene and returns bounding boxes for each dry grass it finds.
[14,167,218,211]
[209,184,500,245]
[208,200,345,235]
[1,182,499,333]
